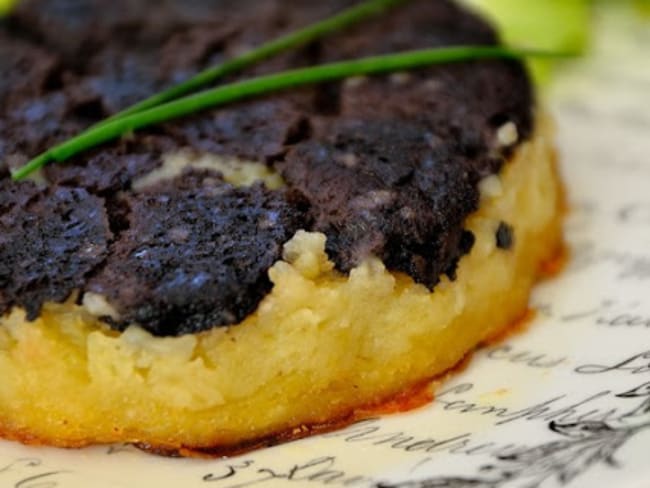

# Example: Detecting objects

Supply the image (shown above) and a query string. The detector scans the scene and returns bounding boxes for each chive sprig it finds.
[11,46,573,181]
[97,0,406,126]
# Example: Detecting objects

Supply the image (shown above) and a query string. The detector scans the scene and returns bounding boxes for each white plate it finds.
[1,5,649,488]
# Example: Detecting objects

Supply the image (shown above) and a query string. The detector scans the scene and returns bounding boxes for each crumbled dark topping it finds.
[0,30,60,111]
[0,0,534,335]
[0,92,87,172]
[496,221,515,250]
[0,183,111,319]
[43,139,167,195]
[86,170,307,336]
[281,118,479,288]
[162,94,315,162]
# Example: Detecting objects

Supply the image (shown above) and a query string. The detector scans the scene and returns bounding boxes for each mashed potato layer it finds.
[0,116,562,454]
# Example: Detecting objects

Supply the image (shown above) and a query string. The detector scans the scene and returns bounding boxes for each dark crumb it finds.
[496,222,515,250]
[446,230,476,280]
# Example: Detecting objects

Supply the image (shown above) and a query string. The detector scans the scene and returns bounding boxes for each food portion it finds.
[0,0,563,454]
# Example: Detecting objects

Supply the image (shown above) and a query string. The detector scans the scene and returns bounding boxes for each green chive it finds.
[11,46,575,181]
[97,0,407,126]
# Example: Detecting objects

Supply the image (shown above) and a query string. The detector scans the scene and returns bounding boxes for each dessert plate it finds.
[0,4,649,487]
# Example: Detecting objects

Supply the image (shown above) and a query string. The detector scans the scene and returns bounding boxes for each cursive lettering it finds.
[0,459,42,475]
[0,458,70,488]
[15,471,69,488]
[202,457,372,487]
[576,350,650,375]
[560,299,650,328]
[486,345,566,368]
[324,418,531,460]
[568,243,650,281]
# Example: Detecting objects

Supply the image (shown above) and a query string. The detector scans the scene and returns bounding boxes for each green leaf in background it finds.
[460,0,591,84]
[0,0,15,15]
[634,0,650,16]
